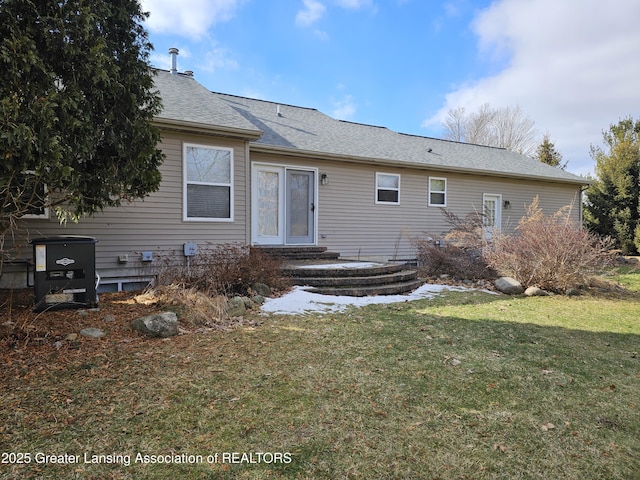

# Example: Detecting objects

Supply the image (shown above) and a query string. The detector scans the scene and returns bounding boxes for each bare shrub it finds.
[134,285,228,328]
[156,243,289,297]
[414,210,497,280]
[483,197,614,292]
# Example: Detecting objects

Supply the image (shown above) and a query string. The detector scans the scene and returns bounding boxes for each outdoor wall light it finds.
[320,173,329,186]
[503,200,511,209]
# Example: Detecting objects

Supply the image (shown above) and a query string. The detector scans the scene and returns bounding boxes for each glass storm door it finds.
[286,170,315,244]
[483,193,502,239]
[252,165,316,245]
[253,165,284,244]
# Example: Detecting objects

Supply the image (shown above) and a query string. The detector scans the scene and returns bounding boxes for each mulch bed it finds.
[0,287,266,386]
[0,288,166,383]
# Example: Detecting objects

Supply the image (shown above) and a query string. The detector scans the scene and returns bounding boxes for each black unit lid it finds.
[30,236,97,245]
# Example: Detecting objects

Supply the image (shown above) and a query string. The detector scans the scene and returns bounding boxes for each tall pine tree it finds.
[1,0,164,240]
[584,117,640,254]
[536,134,567,169]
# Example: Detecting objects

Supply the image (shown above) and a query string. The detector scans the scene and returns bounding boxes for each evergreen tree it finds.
[584,117,640,254]
[1,0,164,239]
[536,134,567,169]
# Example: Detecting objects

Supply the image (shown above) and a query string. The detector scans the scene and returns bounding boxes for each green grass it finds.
[612,263,640,292]
[1,270,639,479]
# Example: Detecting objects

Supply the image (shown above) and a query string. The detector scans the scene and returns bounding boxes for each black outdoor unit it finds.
[31,236,98,312]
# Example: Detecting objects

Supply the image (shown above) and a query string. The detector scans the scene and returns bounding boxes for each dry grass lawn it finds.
[1,268,639,479]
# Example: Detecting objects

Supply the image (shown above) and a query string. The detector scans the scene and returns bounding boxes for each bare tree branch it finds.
[442,103,539,156]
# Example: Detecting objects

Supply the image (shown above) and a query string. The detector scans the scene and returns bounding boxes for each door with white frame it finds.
[252,164,317,245]
[483,193,502,239]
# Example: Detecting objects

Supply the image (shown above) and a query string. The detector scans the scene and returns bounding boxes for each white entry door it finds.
[483,193,502,239]
[252,165,316,245]
[253,165,284,244]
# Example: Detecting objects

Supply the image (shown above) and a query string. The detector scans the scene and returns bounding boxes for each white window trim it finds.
[183,143,234,222]
[428,176,447,207]
[375,172,401,205]
[20,170,50,219]
[482,193,503,239]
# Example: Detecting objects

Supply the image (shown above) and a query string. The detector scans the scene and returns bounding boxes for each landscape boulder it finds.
[131,312,179,338]
[226,296,247,317]
[241,296,254,309]
[494,277,525,295]
[252,282,271,297]
[80,327,106,338]
[524,286,548,297]
[251,294,265,305]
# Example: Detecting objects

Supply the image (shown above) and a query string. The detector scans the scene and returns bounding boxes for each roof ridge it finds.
[213,91,319,112]
[397,131,507,151]
[338,119,389,130]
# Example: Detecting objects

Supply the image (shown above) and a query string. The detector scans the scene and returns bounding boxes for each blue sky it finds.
[140,0,640,176]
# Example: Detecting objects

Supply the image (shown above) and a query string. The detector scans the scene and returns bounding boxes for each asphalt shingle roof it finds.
[216,93,587,185]
[153,69,587,185]
[152,70,260,135]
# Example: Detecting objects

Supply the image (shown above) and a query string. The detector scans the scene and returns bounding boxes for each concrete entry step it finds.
[282,261,403,278]
[282,260,424,297]
[254,246,340,261]
[288,269,418,287]
[256,248,425,297]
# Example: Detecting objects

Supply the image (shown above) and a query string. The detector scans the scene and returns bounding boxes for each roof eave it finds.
[251,144,590,185]
[153,117,263,140]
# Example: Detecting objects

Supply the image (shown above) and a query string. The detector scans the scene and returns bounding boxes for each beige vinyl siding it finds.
[3,136,584,288]
[251,155,581,261]
[4,131,249,287]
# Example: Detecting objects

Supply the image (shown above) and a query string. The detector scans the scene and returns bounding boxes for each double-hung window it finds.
[375,173,400,204]
[428,177,447,207]
[184,144,233,221]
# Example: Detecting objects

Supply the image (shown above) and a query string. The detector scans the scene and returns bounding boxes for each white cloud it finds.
[332,94,356,119]
[296,0,326,27]
[423,0,640,175]
[140,0,243,39]
[333,0,374,9]
[201,47,239,73]
[442,0,464,17]
[313,29,330,40]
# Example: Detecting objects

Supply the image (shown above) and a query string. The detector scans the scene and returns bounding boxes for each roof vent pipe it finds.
[169,47,179,75]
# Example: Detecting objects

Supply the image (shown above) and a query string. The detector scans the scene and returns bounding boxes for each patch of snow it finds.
[261,283,479,315]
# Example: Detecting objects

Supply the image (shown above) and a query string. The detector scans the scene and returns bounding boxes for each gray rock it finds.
[241,296,254,309]
[251,295,265,305]
[524,286,547,297]
[252,282,271,297]
[495,277,525,295]
[103,314,116,322]
[131,312,179,338]
[80,327,106,338]
[226,296,246,317]
[565,287,581,297]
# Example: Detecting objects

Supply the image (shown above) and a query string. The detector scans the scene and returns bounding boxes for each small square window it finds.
[376,173,400,204]
[429,177,447,207]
